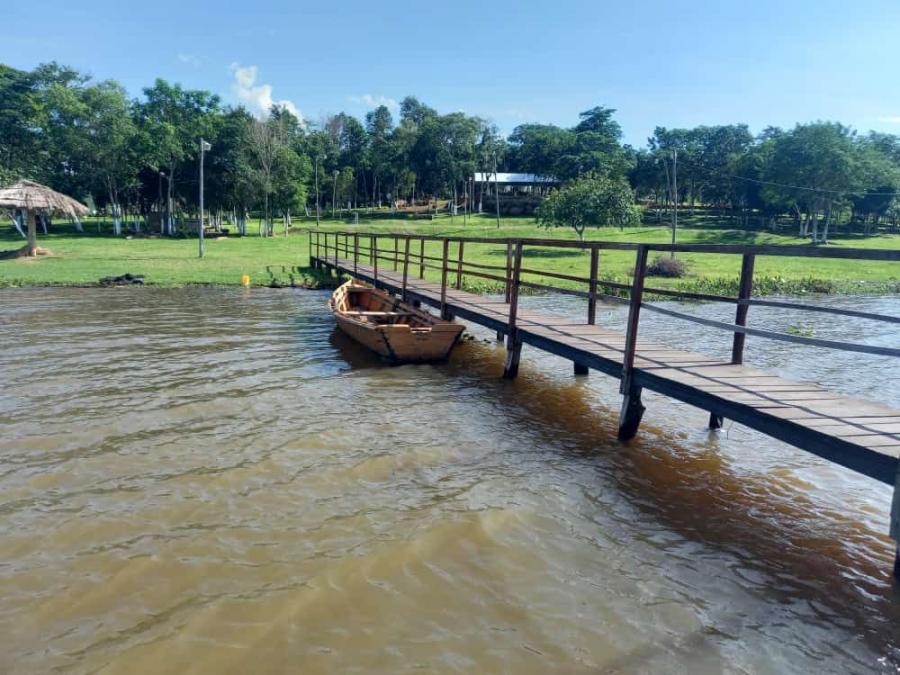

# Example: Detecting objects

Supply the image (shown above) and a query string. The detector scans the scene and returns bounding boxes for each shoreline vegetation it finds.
[1,215,898,298]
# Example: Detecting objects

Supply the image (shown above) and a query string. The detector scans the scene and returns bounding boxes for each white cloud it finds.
[230,63,301,121]
[878,116,900,124]
[349,94,399,112]
[177,53,202,68]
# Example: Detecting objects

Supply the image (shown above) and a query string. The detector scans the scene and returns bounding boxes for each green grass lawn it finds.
[1,214,898,296]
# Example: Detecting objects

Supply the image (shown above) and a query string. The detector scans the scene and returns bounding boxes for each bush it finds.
[646,255,688,278]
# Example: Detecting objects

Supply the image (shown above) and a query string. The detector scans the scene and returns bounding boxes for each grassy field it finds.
[1,214,899,296]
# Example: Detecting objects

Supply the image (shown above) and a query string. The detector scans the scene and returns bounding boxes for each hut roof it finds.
[0,180,90,218]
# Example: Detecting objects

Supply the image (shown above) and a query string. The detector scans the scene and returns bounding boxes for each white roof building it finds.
[473,172,559,184]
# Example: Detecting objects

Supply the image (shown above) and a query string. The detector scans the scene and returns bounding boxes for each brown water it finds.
[1,287,899,674]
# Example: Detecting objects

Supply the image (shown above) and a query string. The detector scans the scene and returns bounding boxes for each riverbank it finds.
[1,215,898,296]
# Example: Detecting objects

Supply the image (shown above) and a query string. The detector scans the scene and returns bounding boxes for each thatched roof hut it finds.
[0,180,89,256]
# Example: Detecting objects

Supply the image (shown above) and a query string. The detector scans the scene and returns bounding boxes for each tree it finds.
[366,105,394,205]
[508,124,575,179]
[761,123,862,243]
[536,175,639,240]
[0,65,40,186]
[135,80,220,234]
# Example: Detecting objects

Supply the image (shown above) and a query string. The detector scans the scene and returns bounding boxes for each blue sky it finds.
[6,0,900,146]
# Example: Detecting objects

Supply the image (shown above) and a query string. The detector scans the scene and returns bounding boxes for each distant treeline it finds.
[2,61,899,239]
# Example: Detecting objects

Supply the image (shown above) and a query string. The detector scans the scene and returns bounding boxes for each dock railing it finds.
[311,230,900,373]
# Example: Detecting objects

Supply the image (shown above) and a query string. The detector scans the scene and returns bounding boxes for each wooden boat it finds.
[328,280,464,363]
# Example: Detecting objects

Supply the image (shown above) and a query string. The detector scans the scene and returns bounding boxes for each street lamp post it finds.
[198,139,211,258]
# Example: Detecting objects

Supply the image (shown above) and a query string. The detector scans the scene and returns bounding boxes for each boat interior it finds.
[334,284,434,329]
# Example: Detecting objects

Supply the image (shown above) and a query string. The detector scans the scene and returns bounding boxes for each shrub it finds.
[646,255,688,278]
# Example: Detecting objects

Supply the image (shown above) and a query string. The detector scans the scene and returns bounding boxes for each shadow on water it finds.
[327,327,386,370]
[433,338,900,664]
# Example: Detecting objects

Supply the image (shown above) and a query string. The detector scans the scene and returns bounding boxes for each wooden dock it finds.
[310,231,900,573]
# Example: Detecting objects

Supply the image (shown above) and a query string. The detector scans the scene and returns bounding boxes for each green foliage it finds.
[3,59,900,245]
[536,175,639,239]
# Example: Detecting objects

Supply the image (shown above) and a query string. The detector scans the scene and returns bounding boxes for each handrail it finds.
[642,302,900,358]
[310,230,900,368]
[329,230,900,261]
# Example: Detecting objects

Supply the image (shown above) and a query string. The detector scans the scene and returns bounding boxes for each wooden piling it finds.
[732,253,756,365]
[440,239,450,319]
[503,241,524,380]
[402,236,410,301]
[372,235,378,282]
[588,247,599,325]
[419,238,425,279]
[619,245,649,440]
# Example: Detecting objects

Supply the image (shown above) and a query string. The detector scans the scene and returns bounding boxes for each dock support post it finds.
[496,331,504,343]
[372,235,378,282]
[711,253,756,428]
[618,245,649,441]
[440,238,450,320]
[890,464,900,578]
[504,339,522,379]
[618,387,645,441]
[401,236,410,302]
[587,247,599,325]
[419,238,425,279]
[504,242,513,303]
[574,362,589,376]
[503,241,523,380]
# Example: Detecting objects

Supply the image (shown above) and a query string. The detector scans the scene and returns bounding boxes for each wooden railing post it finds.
[393,237,399,271]
[308,230,313,266]
[503,241,524,379]
[419,238,425,279]
[504,241,513,303]
[402,236,411,301]
[618,245,649,440]
[731,252,756,365]
[587,247,599,325]
[440,238,450,318]
[456,241,465,289]
[334,232,339,268]
[372,235,378,282]
[353,233,359,274]
[324,232,329,270]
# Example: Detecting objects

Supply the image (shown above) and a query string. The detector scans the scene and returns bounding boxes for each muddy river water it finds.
[1,287,898,673]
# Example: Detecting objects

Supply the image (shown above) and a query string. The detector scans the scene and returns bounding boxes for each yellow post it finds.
[240,274,250,287]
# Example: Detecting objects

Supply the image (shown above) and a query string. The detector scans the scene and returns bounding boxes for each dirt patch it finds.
[0,245,52,260]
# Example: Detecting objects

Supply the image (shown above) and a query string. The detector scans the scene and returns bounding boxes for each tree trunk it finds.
[25,210,37,255]
[167,163,175,235]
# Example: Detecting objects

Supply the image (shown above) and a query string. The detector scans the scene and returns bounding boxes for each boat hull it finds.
[329,281,464,363]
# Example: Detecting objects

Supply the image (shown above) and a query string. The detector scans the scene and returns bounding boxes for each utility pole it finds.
[671,149,678,258]
[199,139,211,258]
